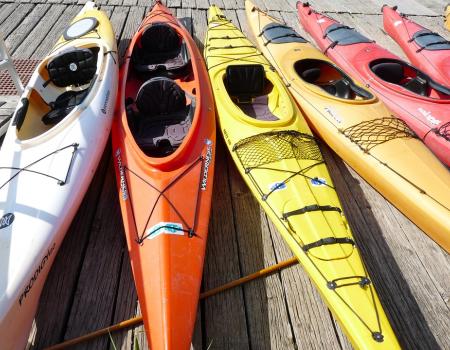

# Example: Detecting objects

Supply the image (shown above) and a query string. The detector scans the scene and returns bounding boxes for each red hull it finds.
[383,5,450,88]
[297,1,450,167]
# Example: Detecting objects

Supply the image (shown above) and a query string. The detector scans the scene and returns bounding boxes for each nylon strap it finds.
[282,204,341,220]
[302,236,354,252]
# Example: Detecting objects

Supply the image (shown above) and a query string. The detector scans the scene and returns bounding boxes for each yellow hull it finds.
[245,1,450,254]
[205,5,400,350]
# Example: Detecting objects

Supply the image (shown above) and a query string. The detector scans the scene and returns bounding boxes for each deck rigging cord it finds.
[0,143,78,190]
[120,155,205,244]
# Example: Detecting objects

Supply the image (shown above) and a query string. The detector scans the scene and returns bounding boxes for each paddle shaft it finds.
[44,257,298,350]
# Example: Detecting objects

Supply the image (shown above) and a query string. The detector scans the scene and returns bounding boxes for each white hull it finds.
[0,4,118,348]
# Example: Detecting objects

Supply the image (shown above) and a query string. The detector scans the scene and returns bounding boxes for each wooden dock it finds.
[0,0,449,349]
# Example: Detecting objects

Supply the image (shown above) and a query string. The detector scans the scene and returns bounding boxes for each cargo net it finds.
[436,121,450,141]
[342,118,416,151]
[233,130,322,170]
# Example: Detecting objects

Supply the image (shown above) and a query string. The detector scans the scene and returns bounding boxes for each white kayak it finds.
[0,2,118,348]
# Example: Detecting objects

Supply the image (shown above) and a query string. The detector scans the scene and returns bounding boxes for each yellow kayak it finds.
[205,5,400,349]
[245,1,450,254]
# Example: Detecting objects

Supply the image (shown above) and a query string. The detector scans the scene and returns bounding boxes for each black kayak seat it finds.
[130,77,192,156]
[42,48,97,125]
[260,23,308,44]
[412,30,450,51]
[132,23,189,74]
[371,61,428,95]
[371,61,404,84]
[46,47,97,87]
[322,80,351,99]
[42,89,89,125]
[225,64,266,102]
[324,24,373,45]
[300,67,321,83]
[225,64,279,121]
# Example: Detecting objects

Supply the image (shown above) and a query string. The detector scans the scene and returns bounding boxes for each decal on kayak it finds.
[418,107,441,126]
[115,148,128,201]
[201,139,213,191]
[324,107,342,124]
[19,242,56,306]
[269,182,287,192]
[0,213,14,229]
[147,222,184,240]
[101,89,111,115]
[311,177,327,186]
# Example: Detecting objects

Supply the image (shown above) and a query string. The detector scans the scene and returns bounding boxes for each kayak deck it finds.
[2,1,449,350]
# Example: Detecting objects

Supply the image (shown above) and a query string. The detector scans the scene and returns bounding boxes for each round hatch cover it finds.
[64,17,99,40]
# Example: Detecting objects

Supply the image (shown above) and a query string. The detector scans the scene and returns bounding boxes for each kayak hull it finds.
[244,2,401,348]
[112,3,215,349]
[0,3,117,349]
[383,5,450,87]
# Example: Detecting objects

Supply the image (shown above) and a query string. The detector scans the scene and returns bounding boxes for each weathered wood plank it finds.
[202,139,250,349]
[196,0,209,10]
[191,9,207,50]
[167,0,182,8]
[227,159,297,350]
[6,4,50,55]
[14,4,66,59]
[0,4,34,48]
[31,148,112,349]
[0,3,19,26]
[62,161,127,349]
[117,6,146,64]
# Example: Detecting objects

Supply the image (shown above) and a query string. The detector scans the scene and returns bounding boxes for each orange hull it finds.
[111,2,215,349]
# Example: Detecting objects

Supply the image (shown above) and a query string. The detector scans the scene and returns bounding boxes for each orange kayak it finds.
[111,1,215,349]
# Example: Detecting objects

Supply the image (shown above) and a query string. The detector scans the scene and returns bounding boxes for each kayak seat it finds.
[129,77,193,157]
[298,65,351,98]
[41,48,98,125]
[225,64,279,121]
[41,89,89,125]
[322,80,351,99]
[132,23,190,76]
[371,62,404,84]
[45,48,97,87]
[412,30,450,51]
[371,61,428,95]
[295,59,374,100]
[402,76,428,96]
[324,24,373,45]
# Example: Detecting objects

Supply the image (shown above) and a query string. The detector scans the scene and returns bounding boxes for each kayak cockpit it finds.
[224,64,284,122]
[369,58,450,99]
[132,22,190,77]
[125,22,195,158]
[14,45,102,141]
[295,59,373,100]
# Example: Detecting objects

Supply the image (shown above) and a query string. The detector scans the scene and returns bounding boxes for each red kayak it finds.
[112,1,215,348]
[297,1,450,167]
[383,5,450,88]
